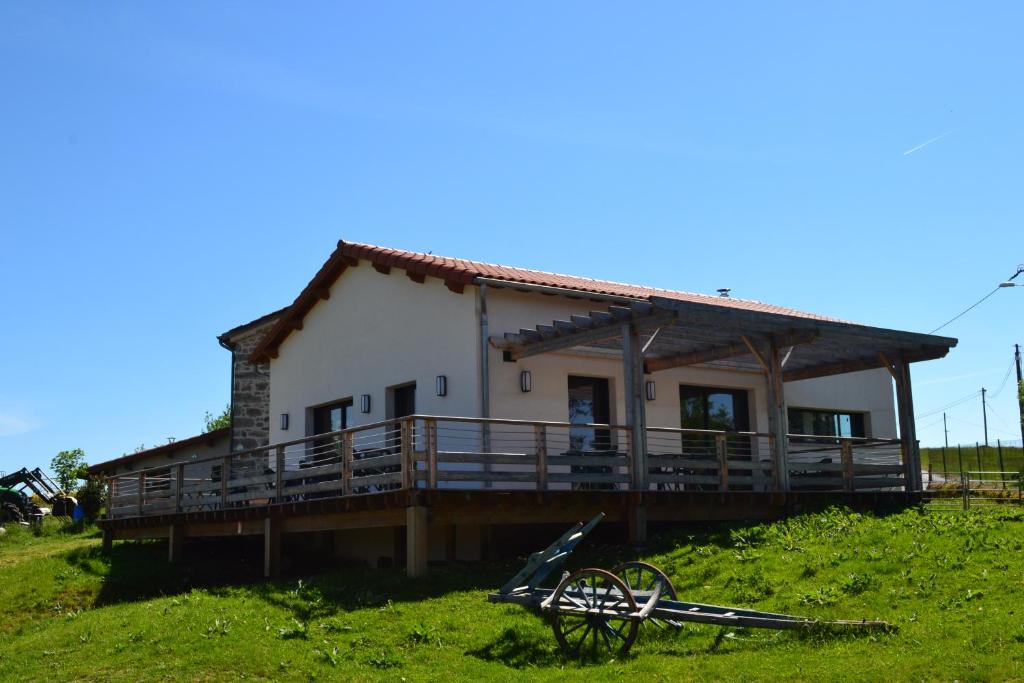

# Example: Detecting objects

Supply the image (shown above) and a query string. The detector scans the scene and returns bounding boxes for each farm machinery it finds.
[490,513,891,658]
[0,468,76,524]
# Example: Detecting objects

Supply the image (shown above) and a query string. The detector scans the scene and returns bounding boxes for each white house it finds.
[95,240,956,577]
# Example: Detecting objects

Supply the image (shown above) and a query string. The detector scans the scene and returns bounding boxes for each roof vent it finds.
[717,288,731,298]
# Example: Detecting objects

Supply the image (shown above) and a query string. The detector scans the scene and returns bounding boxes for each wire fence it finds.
[921,440,1024,484]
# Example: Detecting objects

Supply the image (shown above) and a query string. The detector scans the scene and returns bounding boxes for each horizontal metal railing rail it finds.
[106,416,908,519]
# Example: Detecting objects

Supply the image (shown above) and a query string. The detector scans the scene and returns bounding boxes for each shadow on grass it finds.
[62,536,516,616]
[466,624,565,668]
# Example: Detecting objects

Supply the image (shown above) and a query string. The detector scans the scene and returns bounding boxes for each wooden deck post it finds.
[716,434,729,491]
[102,527,113,552]
[174,464,185,513]
[406,505,429,577]
[275,446,285,502]
[137,472,145,516]
[400,419,413,490]
[535,424,547,491]
[426,419,438,489]
[887,356,922,492]
[627,504,647,546]
[622,323,648,491]
[765,340,791,491]
[264,517,282,579]
[168,524,184,563]
[841,439,854,492]
[220,455,231,509]
[107,478,115,519]
[342,432,353,496]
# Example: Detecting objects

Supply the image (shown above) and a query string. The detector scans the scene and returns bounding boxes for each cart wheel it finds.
[549,568,639,658]
[612,561,682,630]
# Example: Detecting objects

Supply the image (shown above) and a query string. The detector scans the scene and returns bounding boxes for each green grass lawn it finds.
[2,507,1024,681]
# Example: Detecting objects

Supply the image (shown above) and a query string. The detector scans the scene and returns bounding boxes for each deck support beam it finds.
[406,506,429,577]
[102,528,113,553]
[627,504,647,546]
[888,357,922,492]
[168,524,184,563]
[264,517,282,579]
[623,323,648,490]
[765,339,791,491]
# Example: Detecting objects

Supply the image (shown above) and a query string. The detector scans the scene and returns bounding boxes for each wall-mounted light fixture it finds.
[645,381,656,401]
[280,413,290,430]
[520,370,532,393]
[360,394,371,413]
[436,375,447,397]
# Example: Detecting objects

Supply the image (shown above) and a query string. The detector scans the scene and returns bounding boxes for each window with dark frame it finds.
[787,408,866,440]
[679,385,751,456]
[310,400,354,467]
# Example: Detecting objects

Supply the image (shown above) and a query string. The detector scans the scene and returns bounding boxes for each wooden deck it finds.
[99,415,913,576]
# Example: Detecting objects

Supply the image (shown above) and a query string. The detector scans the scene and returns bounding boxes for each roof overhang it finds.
[495,296,957,381]
[88,428,230,475]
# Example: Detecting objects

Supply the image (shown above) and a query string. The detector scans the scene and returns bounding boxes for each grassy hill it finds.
[2,506,1023,681]
[921,444,1024,478]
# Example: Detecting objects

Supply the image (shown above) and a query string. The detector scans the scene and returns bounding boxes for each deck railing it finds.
[106,416,907,519]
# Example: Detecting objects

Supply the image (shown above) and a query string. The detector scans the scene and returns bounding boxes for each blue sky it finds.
[1,2,1022,475]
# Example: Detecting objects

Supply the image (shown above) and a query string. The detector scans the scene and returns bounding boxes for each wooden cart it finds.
[488,513,890,658]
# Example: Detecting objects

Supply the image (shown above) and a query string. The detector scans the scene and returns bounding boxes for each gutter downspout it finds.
[478,284,491,475]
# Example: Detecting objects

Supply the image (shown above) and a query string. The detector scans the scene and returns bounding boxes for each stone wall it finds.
[222,317,279,452]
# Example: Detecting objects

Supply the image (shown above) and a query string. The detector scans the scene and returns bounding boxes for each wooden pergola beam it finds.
[507,309,676,360]
[647,330,817,373]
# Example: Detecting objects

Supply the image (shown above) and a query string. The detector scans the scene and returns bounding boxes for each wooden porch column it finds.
[893,358,922,492]
[168,524,184,564]
[406,505,429,577]
[622,323,648,490]
[264,516,282,579]
[765,340,791,491]
[102,527,113,552]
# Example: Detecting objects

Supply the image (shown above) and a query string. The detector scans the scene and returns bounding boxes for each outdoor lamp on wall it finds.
[436,375,448,397]
[360,394,371,413]
[520,370,532,393]
[645,381,656,401]
[280,413,289,430]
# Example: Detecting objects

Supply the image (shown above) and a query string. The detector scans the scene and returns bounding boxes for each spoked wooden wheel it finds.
[549,568,639,658]
[612,561,682,630]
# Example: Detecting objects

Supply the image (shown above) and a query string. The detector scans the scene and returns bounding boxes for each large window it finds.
[788,408,865,439]
[568,376,611,452]
[310,400,353,466]
[313,401,354,435]
[680,386,750,432]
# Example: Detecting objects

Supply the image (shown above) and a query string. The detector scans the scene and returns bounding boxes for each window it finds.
[680,386,750,432]
[313,401,354,435]
[788,408,865,439]
[309,400,353,467]
[568,376,611,452]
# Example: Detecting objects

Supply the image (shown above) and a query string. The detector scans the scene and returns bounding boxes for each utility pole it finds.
[1016,343,1024,449]
[981,387,989,447]
[943,412,949,448]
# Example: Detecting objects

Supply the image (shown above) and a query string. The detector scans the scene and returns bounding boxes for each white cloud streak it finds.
[903,130,953,156]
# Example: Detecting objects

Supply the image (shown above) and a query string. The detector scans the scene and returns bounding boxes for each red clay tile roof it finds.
[249,240,841,363]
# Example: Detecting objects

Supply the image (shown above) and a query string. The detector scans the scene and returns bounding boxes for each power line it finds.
[929,265,1024,334]
[915,389,982,421]
[930,287,1001,334]
[988,357,1016,399]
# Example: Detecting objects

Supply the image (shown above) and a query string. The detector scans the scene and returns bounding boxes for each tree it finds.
[204,404,232,433]
[76,476,107,523]
[51,448,87,493]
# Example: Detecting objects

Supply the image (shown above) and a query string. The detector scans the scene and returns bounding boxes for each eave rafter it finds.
[500,301,676,360]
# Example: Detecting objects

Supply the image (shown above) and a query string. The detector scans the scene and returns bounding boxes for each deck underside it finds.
[100,488,919,539]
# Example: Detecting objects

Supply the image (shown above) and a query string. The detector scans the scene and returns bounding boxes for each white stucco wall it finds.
[269,265,480,443]
[266,275,897,443]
